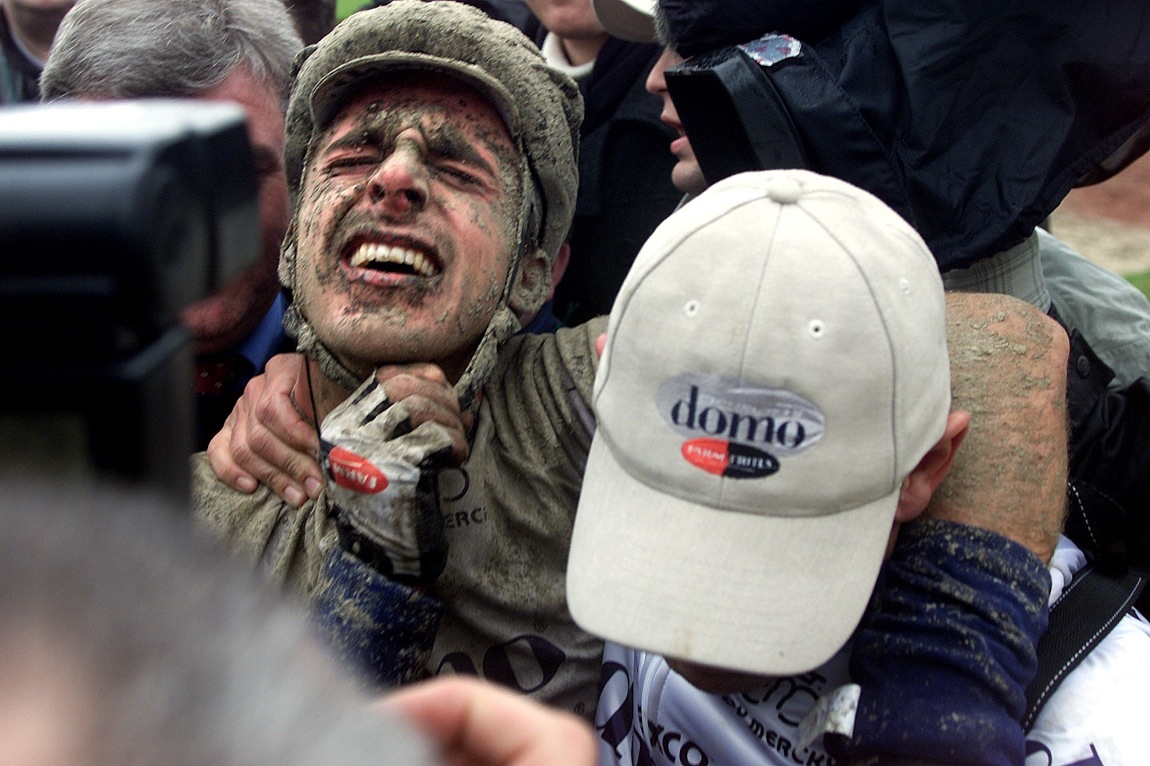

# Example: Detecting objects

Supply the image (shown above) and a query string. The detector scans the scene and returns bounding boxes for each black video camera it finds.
[0,100,259,499]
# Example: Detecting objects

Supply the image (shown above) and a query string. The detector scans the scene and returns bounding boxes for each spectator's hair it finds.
[653,5,674,49]
[40,0,303,106]
[0,477,437,766]
[284,0,336,45]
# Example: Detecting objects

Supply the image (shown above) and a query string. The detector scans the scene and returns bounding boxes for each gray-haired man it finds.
[41,0,302,449]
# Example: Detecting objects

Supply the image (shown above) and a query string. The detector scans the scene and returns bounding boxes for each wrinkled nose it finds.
[366,145,428,216]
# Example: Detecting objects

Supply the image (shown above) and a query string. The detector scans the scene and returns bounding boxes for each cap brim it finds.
[592,0,657,43]
[309,52,521,137]
[568,432,897,676]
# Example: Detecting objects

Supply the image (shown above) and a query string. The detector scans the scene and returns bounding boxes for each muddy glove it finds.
[320,376,452,587]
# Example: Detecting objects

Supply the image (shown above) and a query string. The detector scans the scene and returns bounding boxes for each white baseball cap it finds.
[567,169,950,675]
[592,0,657,43]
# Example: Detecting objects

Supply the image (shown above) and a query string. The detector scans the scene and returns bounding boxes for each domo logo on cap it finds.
[656,373,825,479]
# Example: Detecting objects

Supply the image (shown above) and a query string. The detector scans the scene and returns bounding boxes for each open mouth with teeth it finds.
[347,242,440,278]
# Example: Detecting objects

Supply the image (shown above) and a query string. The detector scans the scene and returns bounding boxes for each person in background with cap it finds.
[571,168,1150,766]
[40,0,302,452]
[194,0,609,718]
[599,0,1150,609]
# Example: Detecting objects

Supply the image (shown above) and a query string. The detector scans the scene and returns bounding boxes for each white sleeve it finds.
[1024,610,1150,766]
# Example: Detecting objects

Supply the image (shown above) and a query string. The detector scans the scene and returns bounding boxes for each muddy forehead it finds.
[323,73,522,175]
[335,101,508,173]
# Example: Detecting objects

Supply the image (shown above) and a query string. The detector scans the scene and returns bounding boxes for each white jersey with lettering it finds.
[1022,538,1150,766]
[593,538,1150,766]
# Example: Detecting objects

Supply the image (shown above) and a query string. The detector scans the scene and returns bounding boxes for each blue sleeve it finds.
[311,547,445,688]
[826,519,1050,765]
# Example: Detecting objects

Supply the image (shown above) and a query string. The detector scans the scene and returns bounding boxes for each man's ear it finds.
[894,411,971,523]
[507,245,559,320]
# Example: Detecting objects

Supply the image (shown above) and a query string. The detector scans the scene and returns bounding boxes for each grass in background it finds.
[1127,270,1150,303]
[336,0,363,21]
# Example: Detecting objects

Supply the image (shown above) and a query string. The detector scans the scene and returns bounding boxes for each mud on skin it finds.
[288,75,529,383]
[933,295,1068,563]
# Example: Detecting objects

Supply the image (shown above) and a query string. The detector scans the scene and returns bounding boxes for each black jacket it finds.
[1063,327,1150,572]
[553,38,681,326]
[660,0,1150,272]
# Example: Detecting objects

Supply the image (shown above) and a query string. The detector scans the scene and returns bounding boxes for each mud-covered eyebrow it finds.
[424,127,498,176]
[321,121,500,177]
[323,131,376,155]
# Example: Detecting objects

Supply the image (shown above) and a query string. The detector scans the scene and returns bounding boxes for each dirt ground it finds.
[1049,153,1150,276]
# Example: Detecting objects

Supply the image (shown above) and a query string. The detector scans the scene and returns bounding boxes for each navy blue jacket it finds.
[659,0,1150,272]
[553,38,680,326]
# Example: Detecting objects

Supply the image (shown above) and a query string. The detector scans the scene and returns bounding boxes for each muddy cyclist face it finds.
[293,71,526,383]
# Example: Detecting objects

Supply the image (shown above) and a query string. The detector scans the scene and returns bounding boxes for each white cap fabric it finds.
[592,0,657,43]
[567,169,950,676]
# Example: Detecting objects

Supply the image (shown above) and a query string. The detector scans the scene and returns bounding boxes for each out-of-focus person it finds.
[0,0,74,103]
[41,0,303,449]
[0,475,596,766]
